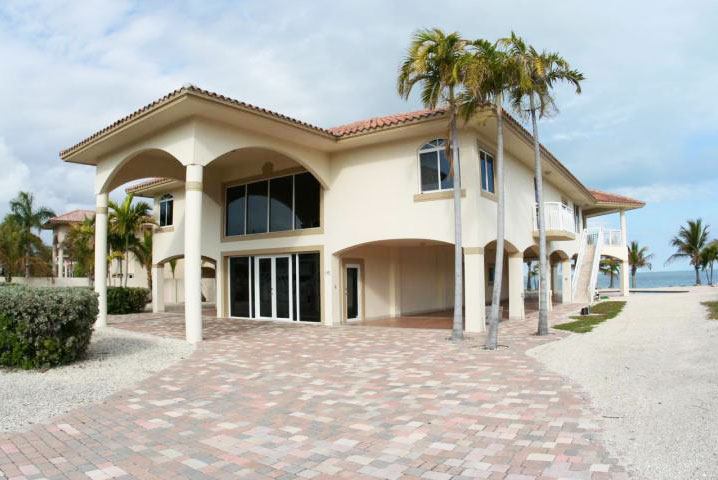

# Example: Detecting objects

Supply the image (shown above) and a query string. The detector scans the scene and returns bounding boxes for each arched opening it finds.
[483,239,522,320]
[153,255,217,316]
[336,239,454,329]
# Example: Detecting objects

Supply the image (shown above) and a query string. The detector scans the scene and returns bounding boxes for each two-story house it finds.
[60,86,643,342]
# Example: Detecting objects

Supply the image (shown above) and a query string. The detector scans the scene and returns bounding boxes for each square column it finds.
[58,245,65,278]
[508,253,524,320]
[561,258,572,303]
[94,193,108,327]
[215,257,225,318]
[325,254,341,326]
[152,264,165,313]
[184,164,203,343]
[620,261,630,296]
[464,248,485,333]
[546,264,553,312]
[388,247,401,317]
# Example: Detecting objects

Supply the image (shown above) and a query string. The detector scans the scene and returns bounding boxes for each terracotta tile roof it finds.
[125,178,174,193]
[589,189,644,206]
[328,108,447,136]
[43,209,94,228]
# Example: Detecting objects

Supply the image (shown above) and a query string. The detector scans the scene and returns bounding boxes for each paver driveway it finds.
[0,313,629,480]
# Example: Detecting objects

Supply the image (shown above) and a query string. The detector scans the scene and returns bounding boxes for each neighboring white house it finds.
[41,210,148,288]
[59,85,644,342]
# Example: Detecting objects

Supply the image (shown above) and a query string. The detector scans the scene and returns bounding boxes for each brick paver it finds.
[0,310,630,479]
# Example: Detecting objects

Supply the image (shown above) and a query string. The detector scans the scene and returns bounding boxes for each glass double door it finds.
[255,255,293,320]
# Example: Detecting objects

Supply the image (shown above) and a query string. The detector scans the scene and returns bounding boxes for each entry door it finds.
[255,255,293,320]
[345,264,360,320]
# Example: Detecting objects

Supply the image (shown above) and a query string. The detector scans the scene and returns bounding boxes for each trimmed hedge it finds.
[107,287,150,314]
[0,285,98,369]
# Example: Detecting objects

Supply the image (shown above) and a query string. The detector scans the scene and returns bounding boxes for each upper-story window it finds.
[419,139,454,193]
[225,171,320,237]
[159,194,173,227]
[480,150,495,194]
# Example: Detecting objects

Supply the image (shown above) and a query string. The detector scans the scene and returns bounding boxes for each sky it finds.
[0,0,716,271]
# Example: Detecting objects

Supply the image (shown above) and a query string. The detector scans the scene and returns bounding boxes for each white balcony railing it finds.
[533,202,576,233]
[603,229,623,246]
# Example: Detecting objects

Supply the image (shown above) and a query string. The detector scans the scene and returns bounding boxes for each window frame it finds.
[159,194,173,227]
[224,171,320,238]
[480,150,496,194]
[417,139,455,194]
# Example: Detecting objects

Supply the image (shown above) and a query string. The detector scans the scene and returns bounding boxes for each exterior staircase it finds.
[571,228,603,305]
[572,243,595,303]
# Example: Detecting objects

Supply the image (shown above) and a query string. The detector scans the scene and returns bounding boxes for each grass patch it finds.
[554,301,626,333]
[701,301,718,320]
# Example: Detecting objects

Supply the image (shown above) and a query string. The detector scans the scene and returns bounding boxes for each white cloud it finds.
[0,138,30,205]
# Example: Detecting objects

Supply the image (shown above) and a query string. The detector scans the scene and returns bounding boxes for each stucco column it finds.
[561,258,572,303]
[620,209,628,246]
[388,247,401,317]
[508,253,524,320]
[546,264,554,312]
[326,254,342,326]
[620,261,630,296]
[215,257,225,318]
[94,193,108,328]
[58,244,65,277]
[152,264,165,313]
[184,164,203,343]
[464,249,486,333]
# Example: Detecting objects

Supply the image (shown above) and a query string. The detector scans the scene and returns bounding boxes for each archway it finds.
[484,239,523,320]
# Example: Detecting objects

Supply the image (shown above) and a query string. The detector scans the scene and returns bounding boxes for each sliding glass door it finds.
[255,255,293,320]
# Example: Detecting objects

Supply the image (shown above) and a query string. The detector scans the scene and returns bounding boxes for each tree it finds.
[460,38,515,349]
[63,216,96,286]
[500,32,584,336]
[699,241,718,285]
[8,192,55,278]
[108,194,154,287]
[130,229,153,291]
[398,28,470,341]
[599,257,621,288]
[0,216,25,282]
[627,240,653,288]
[666,219,709,285]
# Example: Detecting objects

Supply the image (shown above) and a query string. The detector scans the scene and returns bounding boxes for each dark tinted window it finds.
[294,172,320,229]
[229,257,250,317]
[226,185,246,236]
[439,149,454,190]
[480,151,495,194]
[420,151,439,192]
[159,195,173,227]
[269,176,294,232]
[298,253,321,322]
[247,181,268,234]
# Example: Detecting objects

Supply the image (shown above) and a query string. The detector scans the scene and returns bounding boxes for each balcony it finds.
[532,202,577,241]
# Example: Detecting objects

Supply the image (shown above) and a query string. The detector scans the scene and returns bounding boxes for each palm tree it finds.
[599,257,621,288]
[667,219,709,285]
[8,192,55,278]
[0,216,25,282]
[64,216,96,286]
[130,229,153,291]
[460,38,515,349]
[500,32,584,336]
[699,241,718,285]
[109,194,154,287]
[627,241,653,288]
[398,28,470,341]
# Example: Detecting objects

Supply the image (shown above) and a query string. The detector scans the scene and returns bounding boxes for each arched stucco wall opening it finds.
[154,255,218,308]
[334,238,455,328]
[100,149,185,195]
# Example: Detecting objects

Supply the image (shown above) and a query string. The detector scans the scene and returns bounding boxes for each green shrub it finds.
[107,286,150,314]
[0,285,98,369]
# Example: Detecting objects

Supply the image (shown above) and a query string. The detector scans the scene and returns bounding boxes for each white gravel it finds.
[0,327,194,433]
[528,287,718,480]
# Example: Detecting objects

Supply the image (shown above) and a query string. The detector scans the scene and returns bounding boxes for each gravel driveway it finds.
[529,287,718,480]
[0,327,194,433]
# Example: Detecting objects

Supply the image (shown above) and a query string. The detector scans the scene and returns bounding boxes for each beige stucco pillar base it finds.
[215,257,225,318]
[464,249,485,333]
[561,259,572,303]
[620,261,630,296]
[325,254,341,326]
[508,253,524,320]
[94,193,108,328]
[152,264,165,313]
[184,164,203,343]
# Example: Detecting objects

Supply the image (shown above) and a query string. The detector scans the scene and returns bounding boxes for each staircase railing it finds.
[571,228,588,297]
[587,228,604,302]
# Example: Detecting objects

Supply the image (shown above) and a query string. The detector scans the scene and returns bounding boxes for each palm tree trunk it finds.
[24,238,30,278]
[486,99,505,349]
[449,106,464,341]
[695,266,701,285]
[530,94,549,336]
[124,238,130,288]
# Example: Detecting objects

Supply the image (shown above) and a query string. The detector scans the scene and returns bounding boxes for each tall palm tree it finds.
[599,257,621,288]
[699,241,718,285]
[109,194,154,287]
[460,38,515,349]
[627,240,653,288]
[63,216,96,286]
[398,28,470,341]
[130,229,153,291]
[8,192,55,278]
[666,219,709,285]
[500,32,584,336]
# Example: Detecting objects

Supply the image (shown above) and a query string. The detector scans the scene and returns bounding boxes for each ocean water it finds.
[596,270,702,289]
